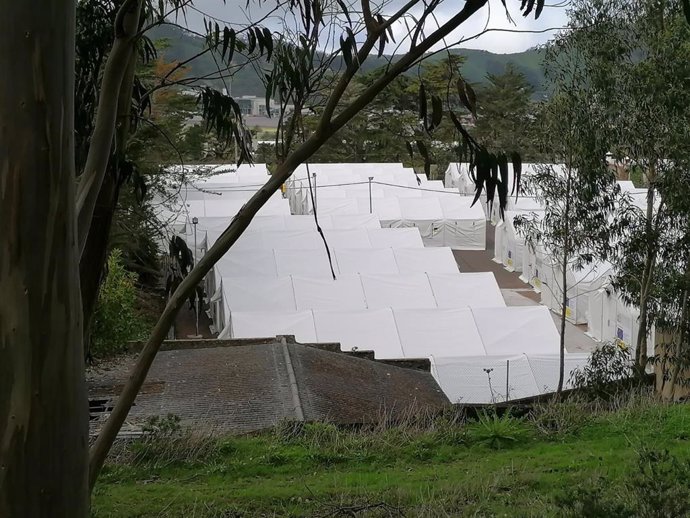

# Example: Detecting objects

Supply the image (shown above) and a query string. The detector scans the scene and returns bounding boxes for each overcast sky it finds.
[184,0,569,54]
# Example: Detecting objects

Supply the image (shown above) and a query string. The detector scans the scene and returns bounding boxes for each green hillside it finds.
[93,396,690,516]
[149,24,547,97]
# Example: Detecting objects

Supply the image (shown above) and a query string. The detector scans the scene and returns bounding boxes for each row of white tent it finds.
[220,305,587,404]
[214,272,506,318]
[224,304,559,361]
[488,181,654,351]
[286,164,486,250]
[159,164,592,403]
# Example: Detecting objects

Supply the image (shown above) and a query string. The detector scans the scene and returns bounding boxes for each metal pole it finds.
[193,218,199,337]
[312,172,317,213]
[368,176,373,214]
[506,359,510,402]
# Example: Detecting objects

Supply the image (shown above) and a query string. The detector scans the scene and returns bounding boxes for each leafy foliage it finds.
[570,343,634,400]
[556,448,690,517]
[467,409,530,450]
[91,249,148,358]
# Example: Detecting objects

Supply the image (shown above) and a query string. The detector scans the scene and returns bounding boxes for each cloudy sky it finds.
[184,0,570,54]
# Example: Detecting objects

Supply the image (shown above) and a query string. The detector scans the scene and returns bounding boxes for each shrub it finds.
[555,448,690,517]
[91,249,148,358]
[467,409,529,450]
[570,343,634,401]
[530,393,595,438]
[128,414,219,468]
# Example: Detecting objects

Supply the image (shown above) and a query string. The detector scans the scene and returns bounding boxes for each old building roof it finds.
[88,337,448,435]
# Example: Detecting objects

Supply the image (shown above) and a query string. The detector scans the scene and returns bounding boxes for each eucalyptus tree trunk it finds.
[635,174,658,374]
[0,1,89,515]
[81,50,138,359]
[557,174,573,394]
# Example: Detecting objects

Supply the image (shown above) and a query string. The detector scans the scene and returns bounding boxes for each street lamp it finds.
[192,217,200,337]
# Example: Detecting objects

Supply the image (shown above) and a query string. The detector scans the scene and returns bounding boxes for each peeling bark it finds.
[0,1,88,515]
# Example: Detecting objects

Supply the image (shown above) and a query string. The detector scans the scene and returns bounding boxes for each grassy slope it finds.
[92,401,690,517]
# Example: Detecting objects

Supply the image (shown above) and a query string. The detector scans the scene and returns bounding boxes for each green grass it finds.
[92,399,690,517]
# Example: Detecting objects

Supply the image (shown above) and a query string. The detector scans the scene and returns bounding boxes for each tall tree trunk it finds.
[635,182,657,374]
[557,174,573,394]
[81,50,137,358]
[80,172,121,360]
[558,252,568,394]
[0,2,89,515]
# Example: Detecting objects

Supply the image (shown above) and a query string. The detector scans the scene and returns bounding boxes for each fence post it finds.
[312,172,317,213]
[368,176,373,214]
[506,359,510,402]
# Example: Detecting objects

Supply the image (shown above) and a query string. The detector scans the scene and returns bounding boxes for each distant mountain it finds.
[149,24,547,98]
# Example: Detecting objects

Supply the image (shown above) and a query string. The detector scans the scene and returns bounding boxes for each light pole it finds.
[192,216,200,338]
[312,172,317,214]
[368,176,373,214]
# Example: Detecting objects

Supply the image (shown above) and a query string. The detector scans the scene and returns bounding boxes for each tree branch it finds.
[88,0,491,487]
[75,0,143,256]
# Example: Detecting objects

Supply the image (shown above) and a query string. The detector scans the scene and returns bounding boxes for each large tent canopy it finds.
[431,353,590,404]
[286,163,486,250]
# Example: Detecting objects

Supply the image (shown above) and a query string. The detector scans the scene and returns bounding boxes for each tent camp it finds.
[493,210,543,272]
[431,353,590,404]
[427,273,506,308]
[540,261,612,325]
[393,308,486,358]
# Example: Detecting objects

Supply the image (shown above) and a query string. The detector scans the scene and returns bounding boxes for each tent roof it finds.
[394,308,486,358]
[471,306,559,355]
[427,273,506,308]
[292,275,367,311]
[393,248,459,274]
[399,197,444,220]
[313,308,405,359]
[335,248,399,274]
[214,249,278,278]
[231,310,318,342]
[431,354,540,404]
[221,276,296,312]
[367,228,424,248]
[360,274,437,309]
[275,249,337,278]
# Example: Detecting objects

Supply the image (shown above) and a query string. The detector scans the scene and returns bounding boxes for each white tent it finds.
[214,249,278,278]
[226,310,318,342]
[313,308,405,359]
[443,163,475,194]
[431,352,590,404]
[519,243,552,293]
[432,354,540,404]
[221,276,296,312]
[321,229,372,248]
[357,197,402,225]
[329,214,381,229]
[427,273,506,308]
[394,308,486,358]
[587,284,654,356]
[335,248,399,275]
[438,196,486,250]
[540,261,612,325]
[398,197,444,244]
[360,274,437,309]
[527,354,591,393]
[275,249,338,278]
[393,248,458,274]
[471,306,560,355]
[292,275,367,311]
[367,228,424,248]
[493,210,542,272]
[310,198,360,216]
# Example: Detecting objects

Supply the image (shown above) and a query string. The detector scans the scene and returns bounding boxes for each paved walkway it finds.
[455,226,598,354]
